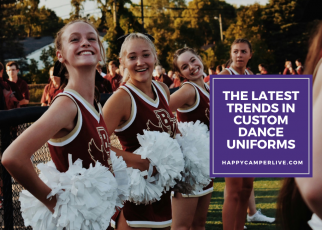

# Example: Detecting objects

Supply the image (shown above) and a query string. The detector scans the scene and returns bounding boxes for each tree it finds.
[224,3,275,73]
[0,0,25,64]
[11,0,64,37]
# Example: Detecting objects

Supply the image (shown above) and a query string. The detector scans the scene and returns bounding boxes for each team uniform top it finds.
[176,81,213,197]
[112,80,177,228]
[176,82,210,129]
[225,67,250,75]
[47,89,113,173]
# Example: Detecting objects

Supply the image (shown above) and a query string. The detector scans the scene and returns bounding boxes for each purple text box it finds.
[210,75,312,177]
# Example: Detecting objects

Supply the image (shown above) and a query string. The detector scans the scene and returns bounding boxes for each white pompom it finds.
[308,214,322,230]
[176,121,211,194]
[127,130,184,204]
[126,167,163,205]
[19,154,119,230]
[109,150,130,207]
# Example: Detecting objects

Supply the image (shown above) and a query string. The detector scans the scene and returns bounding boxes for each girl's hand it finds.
[45,194,57,214]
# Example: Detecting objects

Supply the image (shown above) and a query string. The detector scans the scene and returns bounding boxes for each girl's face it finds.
[231,43,252,68]
[176,51,204,81]
[122,39,156,83]
[57,22,101,69]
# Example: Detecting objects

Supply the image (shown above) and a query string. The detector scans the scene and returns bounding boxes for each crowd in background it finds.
[0,57,305,111]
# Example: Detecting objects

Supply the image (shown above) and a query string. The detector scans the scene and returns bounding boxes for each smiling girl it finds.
[169,47,212,230]
[219,38,254,230]
[102,33,176,230]
[2,19,114,217]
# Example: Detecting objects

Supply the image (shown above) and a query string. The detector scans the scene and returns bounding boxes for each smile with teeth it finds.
[191,67,199,75]
[136,68,147,72]
[79,51,93,55]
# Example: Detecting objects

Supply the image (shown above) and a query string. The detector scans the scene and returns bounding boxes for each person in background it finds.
[283,61,297,75]
[104,60,123,91]
[216,65,223,74]
[154,65,173,88]
[6,61,29,106]
[258,64,268,75]
[96,63,106,77]
[295,59,304,75]
[41,67,65,106]
[204,66,216,83]
[168,70,174,80]
[95,63,112,94]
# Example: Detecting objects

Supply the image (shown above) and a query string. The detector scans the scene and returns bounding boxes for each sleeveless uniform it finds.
[225,67,250,75]
[111,81,177,228]
[176,82,213,197]
[48,89,113,173]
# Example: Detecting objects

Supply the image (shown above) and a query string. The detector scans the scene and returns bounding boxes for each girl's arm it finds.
[296,64,322,218]
[2,96,78,212]
[169,83,196,112]
[102,89,150,172]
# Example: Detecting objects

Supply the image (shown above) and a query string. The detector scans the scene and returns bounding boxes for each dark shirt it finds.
[104,73,123,91]
[154,74,173,88]
[95,78,113,94]
[7,77,29,100]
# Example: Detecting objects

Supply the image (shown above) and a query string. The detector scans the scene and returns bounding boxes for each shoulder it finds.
[155,81,170,100]
[103,87,131,110]
[175,82,196,98]
[248,70,254,75]
[218,69,231,75]
[47,94,78,123]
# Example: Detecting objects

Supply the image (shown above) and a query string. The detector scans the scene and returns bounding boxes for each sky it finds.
[39,0,269,19]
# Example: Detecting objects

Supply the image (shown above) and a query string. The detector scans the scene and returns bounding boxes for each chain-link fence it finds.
[0,89,178,229]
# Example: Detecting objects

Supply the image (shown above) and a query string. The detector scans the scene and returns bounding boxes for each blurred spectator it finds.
[258,64,268,75]
[154,65,173,87]
[216,65,223,74]
[170,71,184,88]
[0,62,18,110]
[41,67,65,106]
[6,61,29,106]
[168,70,174,80]
[104,60,123,91]
[283,61,297,75]
[95,67,112,94]
[204,66,216,83]
[162,68,166,74]
[295,59,304,75]
[96,63,106,77]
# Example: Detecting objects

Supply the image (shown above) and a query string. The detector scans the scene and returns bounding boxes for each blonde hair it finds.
[119,33,159,66]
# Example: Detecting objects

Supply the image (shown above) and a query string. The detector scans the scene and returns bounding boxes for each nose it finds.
[137,56,144,65]
[81,38,91,47]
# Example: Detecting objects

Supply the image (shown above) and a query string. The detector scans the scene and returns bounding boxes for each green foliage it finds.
[28,84,46,103]
[0,0,25,63]
[12,0,64,37]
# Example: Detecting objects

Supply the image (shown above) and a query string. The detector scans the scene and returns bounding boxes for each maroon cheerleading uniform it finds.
[111,81,177,228]
[225,67,250,75]
[47,89,113,173]
[176,81,213,197]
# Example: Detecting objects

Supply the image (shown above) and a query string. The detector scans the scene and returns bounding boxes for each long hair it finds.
[304,21,322,83]
[276,178,312,230]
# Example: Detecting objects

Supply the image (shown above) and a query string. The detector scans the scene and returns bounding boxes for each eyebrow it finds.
[127,50,151,55]
[69,32,96,37]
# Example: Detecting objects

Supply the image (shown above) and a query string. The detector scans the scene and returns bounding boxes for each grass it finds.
[206,177,282,230]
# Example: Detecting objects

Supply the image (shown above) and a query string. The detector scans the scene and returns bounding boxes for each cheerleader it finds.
[102,33,176,230]
[219,38,254,230]
[2,20,116,227]
[169,47,212,230]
